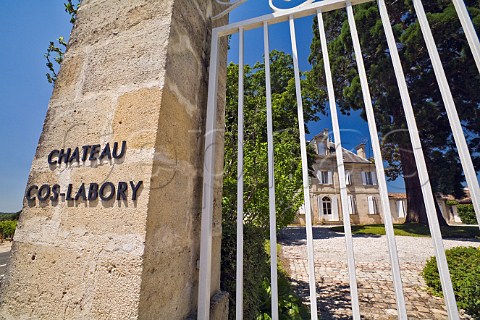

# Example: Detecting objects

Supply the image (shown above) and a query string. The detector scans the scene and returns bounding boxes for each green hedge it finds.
[457,204,477,225]
[423,246,480,318]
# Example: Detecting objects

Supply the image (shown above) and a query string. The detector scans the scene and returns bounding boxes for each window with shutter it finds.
[331,195,339,221]
[318,197,323,217]
[368,196,377,214]
[348,195,356,214]
[371,171,377,185]
[316,171,323,183]
[345,171,352,185]
[317,171,332,185]
[396,200,405,218]
[363,171,376,186]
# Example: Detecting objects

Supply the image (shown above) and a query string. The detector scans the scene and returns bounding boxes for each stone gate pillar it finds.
[0,0,228,319]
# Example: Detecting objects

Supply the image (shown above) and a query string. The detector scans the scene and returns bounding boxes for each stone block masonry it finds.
[0,0,228,319]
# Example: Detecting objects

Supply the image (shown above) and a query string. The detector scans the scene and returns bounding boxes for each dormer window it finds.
[317,141,327,155]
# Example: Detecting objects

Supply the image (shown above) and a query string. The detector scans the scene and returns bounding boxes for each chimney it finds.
[356,143,366,159]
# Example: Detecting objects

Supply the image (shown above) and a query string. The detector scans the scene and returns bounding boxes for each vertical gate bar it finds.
[378,1,460,318]
[412,0,480,229]
[198,29,220,320]
[316,9,361,319]
[346,2,407,318]
[263,21,280,320]
[288,16,319,320]
[451,0,480,73]
[236,26,245,320]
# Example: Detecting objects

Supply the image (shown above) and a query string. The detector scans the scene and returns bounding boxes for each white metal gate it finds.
[198,0,480,319]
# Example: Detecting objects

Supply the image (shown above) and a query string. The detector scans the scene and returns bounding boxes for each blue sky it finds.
[0,2,74,212]
[0,1,408,212]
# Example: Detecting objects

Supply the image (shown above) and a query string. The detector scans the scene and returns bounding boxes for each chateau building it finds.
[297,130,469,225]
[297,130,407,225]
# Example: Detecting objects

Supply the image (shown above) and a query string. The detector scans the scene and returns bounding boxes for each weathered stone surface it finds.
[69,0,174,52]
[210,291,230,320]
[113,88,163,149]
[0,0,228,319]
[51,52,85,103]
[81,27,170,94]
[35,94,114,157]
[155,87,201,163]
[0,242,143,319]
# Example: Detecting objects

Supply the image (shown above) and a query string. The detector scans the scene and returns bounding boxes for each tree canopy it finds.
[221,50,323,318]
[306,0,480,224]
[223,50,324,230]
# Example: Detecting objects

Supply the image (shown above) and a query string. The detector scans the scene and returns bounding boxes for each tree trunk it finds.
[434,197,448,227]
[399,141,447,226]
[400,143,428,225]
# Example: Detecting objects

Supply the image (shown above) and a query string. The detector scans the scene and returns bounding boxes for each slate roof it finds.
[339,145,371,164]
[310,130,371,164]
[437,188,472,204]
[388,193,407,200]
[389,188,472,203]
[314,141,371,164]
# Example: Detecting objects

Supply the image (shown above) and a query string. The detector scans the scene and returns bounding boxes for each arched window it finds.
[322,196,332,215]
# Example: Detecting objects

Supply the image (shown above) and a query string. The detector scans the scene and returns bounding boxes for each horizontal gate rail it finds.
[214,0,374,37]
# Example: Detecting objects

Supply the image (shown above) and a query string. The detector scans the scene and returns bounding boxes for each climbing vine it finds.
[45,0,81,84]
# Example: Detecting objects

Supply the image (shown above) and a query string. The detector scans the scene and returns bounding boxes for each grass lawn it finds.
[330,223,480,239]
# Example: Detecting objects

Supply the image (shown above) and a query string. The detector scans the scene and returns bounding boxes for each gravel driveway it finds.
[279,226,479,319]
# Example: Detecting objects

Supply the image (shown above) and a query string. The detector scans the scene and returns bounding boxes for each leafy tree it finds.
[223,50,323,231]
[307,0,480,225]
[0,221,17,240]
[0,211,20,221]
[221,50,323,318]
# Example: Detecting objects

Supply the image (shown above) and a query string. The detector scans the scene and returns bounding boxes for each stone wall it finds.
[0,0,228,319]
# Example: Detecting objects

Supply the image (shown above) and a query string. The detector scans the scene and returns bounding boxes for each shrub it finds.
[423,246,480,318]
[457,204,477,225]
[256,269,310,320]
[0,220,17,239]
[221,222,270,320]
[221,221,309,319]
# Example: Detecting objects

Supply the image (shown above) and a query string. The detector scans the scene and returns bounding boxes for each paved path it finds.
[0,251,10,277]
[0,242,12,283]
[279,226,480,319]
